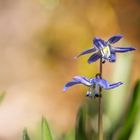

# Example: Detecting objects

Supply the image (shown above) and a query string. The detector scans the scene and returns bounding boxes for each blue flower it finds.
[76,35,135,63]
[63,74,123,97]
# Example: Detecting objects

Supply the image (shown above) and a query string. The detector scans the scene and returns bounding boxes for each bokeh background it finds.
[0,0,139,140]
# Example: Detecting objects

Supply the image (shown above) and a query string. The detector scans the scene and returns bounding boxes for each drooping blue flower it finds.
[76,35,135,63]
[63,74,123,97]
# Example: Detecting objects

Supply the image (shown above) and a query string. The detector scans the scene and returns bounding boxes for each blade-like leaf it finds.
[75,105,87,140]
[106,80,140,140]
[60,130,75,140]
[23,129,30,140]
[117,80,140,140]
[0,91,6,103]
[107,80,140,140]
[41,117,53,140]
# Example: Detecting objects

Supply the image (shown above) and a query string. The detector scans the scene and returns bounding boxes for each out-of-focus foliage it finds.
[23,129,30,140]
[75,101,99,140]
[41,117,53,140]
[75,105,87,140]
[22,117,53,140]
[0,91,6,103]
[116,80,140,140]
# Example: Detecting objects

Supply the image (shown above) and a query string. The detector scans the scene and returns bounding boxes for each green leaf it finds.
[0,91,6,103]
[116,80,140,140]
[75,105,88,140]
[23,129,30,140]
[41,117,53,140]
[59,130,75,140]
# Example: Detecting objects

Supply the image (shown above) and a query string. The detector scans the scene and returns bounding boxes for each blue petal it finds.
[63,80,81,91]
[107,35,123,44]
[73,76,91,86]
[97,79,110,89]
[75,47,96,58]
[93,77,123,89]
[88,52,101,64]
[109,52,116,62]
[108,82,123,89]
[90,78,96,84]
[112,47,136,53]
[93,37,106,49]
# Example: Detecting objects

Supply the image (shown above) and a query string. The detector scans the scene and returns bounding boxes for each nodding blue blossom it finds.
[76,35,135,63]
[63,74,123,98]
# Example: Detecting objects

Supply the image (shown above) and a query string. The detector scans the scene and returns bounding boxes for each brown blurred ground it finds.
[0,0,139,139]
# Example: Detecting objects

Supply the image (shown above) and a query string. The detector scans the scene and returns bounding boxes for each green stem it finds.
[98,58,103,140]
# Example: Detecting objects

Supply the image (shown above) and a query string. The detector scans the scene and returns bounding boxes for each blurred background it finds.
[0,0,139,139]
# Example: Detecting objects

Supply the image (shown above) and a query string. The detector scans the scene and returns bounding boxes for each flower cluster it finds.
[64,35,135,98]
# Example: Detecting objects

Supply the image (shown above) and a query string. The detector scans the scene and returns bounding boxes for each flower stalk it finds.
[98,58,103,140]
[98,95,103,140]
